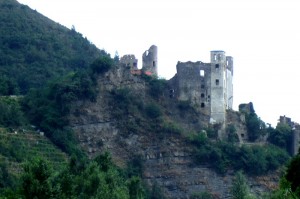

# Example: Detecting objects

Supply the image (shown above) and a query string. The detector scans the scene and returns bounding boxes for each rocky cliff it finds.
[68,65,280,199]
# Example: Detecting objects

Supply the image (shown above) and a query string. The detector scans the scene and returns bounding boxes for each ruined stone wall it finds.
[226,56,233,109]
[176,61,211,115]
[292,125,300,155]
[142,45,158,76]
[120,54,138,70]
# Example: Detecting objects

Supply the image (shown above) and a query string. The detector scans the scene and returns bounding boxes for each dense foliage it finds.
[267,123,293,153]
[0,97,25,127]
[191,133,290,175]
[0,0,104,94]
[230,171,257,199]
[0,152,151,199]
[244,111,266,142]
[285,152,300,195]
[21,56,113,156]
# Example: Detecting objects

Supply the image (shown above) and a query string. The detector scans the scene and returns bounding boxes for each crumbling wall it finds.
[142,45,158,76]
[120,54,138,70]
[226,56,234,109]
[176,61,211,115]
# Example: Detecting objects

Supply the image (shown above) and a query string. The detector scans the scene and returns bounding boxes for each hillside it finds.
[67,62,289,198]
[0,0,105,95]
[0,1,298,198]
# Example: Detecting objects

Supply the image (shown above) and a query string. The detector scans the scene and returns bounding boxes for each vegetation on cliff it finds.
[0,0,104,95]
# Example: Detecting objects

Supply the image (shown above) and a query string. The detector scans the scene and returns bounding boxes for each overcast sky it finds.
[17,0,300,126]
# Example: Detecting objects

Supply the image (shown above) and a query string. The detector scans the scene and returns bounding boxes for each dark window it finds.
[216,79,219,86]
[201,84,205,89]
[201,103,205,108]
[215,64,219,69]
[153,61,156,67]
[201,93,205,98]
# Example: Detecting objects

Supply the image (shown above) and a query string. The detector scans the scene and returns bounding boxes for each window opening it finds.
[215,64,219,69]
[153,61,156,67]
[201,93,205,98]
[201,84,205,89]
[216,79,219,86]
[200,70,205,77]
[201,103,205,108]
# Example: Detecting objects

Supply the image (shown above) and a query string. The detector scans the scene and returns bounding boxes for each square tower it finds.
[210,51,227,123]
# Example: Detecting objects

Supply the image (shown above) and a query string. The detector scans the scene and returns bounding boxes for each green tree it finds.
[90,55,113,74]
[245,112,265,141]
[286,153,300,196]
[227,124,239,143]
[21,158,55,199]
[268,123,293,152]
[127,176,145,199]
[230,171,250,199]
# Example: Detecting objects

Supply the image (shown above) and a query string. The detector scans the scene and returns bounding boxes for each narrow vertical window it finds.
[200,70,205,77]
[216,79,219,86]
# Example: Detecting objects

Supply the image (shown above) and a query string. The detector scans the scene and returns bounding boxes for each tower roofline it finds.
[211,50,225,53]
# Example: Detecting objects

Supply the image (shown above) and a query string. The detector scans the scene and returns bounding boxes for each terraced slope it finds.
[0,127,68,174]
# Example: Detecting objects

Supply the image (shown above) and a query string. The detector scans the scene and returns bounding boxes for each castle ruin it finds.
[170,50,234,125]
[121,47,233,127]
[120,45,158,76]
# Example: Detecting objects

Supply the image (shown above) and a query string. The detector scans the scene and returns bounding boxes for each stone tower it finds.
[226,56,234,109]
[142,45,158,76]
[210,51,227,123]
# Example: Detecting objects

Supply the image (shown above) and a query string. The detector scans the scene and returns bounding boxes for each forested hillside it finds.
[0,0,105,95]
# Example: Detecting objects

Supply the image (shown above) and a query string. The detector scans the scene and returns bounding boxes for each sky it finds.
[17,0,300,126]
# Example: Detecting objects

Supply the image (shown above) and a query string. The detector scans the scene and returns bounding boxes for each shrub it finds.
[161,121,182,135]
[145,103,162,119]
[0,97,25,127]
[177,100,192,110]
[90,56,113,74]
[226,124,239,143]
[191,191,214,199]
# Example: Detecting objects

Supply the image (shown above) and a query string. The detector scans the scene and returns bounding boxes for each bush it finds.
[226,124,239,143]
[145,103,162,119]
[141,75,167,99]
[191,191,214,199]
[90,56,113,74]
[192,139,290,175]
[268,124,293,152]
[161,121,182,135]
[0,97,25,127]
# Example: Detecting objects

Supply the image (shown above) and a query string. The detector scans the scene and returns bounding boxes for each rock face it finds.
[69,66,279,198]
